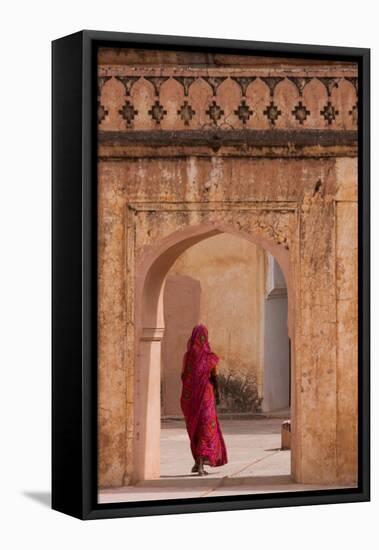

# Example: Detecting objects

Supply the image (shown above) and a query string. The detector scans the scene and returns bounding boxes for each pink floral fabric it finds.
[180,325,228,467]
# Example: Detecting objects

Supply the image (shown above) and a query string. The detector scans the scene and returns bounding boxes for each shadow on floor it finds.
[132,474,293,491]
[219,474,292,487]
[22,491,51,507]
[161,418,290,436]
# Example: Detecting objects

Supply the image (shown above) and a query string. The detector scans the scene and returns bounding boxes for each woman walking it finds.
[180,324,228,476]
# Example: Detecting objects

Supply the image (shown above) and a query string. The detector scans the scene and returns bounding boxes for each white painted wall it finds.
[262,255,290,412]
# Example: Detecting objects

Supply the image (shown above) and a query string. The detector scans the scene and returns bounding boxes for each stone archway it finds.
[130,215,295,483]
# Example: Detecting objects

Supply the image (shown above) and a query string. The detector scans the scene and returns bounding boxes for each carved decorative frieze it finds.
[288,77,312,96]
[320,101,339,125]
[115,76,139,96]
[234,100,254,125]
[148,100,167,125]
[346,77,358,93]
[97,75,112,96]
[97,76,111,124]
[144,76,170,96]
[97,101,108,124]
[119,100,138,128]
[173,76,197,96]
[97,74,358,130]
[206,100,224,124]
[292,101,311,125]
[231,76,256,97]
[202,76,227,95]
[261,77,284,97]
[318,77,340,97]
[177,101,196,126]
[349,103,358,125]
[264,101,281,125]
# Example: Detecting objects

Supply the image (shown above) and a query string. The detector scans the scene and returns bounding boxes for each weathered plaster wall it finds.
[97,49,358,489]
[161,233,266,416]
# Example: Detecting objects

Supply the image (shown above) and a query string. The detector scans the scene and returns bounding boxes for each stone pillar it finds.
[335,157,358,485]
[133,327,164,481]
[295,191,338,484]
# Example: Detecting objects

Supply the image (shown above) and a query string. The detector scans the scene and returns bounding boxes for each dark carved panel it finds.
[319,77,340,97]
[148,100,167,124]
[263,101,282,124]
[115,76,140,96]
[119,101,138,128]
[145,76,170,96]
[261,77,284,97]
[288,77,312,96]
[206,100,225,124]
[177,101,196,126]
[320,101,339,124]
[231,76,256,97]
[202,76,227,96]
[234,100,254,125]
[292,101,311,124]
[174,76,197,96]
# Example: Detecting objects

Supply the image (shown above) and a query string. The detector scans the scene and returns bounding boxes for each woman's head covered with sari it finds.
[183,324,218,378]
[187,324,210,351]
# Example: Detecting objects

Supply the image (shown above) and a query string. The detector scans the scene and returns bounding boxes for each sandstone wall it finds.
[97,48,358,488]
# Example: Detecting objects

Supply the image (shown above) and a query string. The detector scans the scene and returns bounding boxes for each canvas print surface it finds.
[96,46,358,504]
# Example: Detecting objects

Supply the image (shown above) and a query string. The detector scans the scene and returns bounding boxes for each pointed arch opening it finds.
[132,223,295,482]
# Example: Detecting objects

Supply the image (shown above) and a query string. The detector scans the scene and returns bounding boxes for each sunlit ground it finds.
[98,416,354,503]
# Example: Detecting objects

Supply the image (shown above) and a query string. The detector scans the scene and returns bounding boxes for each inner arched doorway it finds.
[133,223,294,482]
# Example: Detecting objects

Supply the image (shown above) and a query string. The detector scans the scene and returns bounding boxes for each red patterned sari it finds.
[180,325,228,467]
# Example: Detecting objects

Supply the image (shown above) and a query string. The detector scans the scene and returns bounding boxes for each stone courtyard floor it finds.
[98,417,354,503]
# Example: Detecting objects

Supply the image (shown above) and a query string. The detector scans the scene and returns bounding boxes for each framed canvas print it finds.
[52,30,370,520]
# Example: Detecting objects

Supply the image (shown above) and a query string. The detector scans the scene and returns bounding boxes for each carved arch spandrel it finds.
[129,203,297,260]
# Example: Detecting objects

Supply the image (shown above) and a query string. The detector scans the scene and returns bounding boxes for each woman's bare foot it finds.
[197,458,209,476]
[191,463,199,473]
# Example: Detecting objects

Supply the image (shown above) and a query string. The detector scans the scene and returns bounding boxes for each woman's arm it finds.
[181,354,187,381]
[210,366,221,405]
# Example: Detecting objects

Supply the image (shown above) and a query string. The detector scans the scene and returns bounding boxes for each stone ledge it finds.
[99,128,357,148]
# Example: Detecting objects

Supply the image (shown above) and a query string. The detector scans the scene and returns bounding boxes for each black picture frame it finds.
[52,30,370,520]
